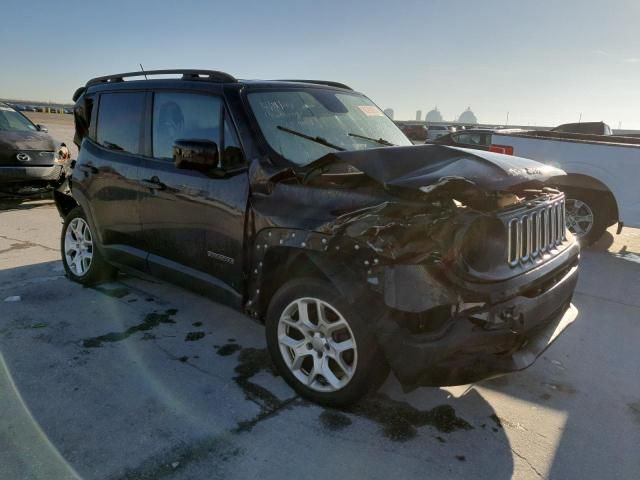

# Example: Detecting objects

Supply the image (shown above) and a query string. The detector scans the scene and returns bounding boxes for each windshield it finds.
[0,106,37,132]
[248,89,412,166]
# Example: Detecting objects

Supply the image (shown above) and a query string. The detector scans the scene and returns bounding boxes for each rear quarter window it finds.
[455,133,483,145]
[96,92,145,155]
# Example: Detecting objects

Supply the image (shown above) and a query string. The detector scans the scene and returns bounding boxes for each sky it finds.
[1,0,639,128]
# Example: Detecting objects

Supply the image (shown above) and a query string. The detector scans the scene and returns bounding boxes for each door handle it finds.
[141,176,166,191]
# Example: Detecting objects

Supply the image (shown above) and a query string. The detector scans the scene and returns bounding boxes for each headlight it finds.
[55,144,71,164]
[460,217,506,272]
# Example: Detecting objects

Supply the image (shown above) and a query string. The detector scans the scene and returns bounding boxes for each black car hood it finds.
[0,130,56,152]
[313,144,565,192]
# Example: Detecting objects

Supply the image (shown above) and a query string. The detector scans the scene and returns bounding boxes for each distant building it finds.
[383,108,394,120]
[458,107,478,124]
[425,107,443,123]
[415,110,422,121]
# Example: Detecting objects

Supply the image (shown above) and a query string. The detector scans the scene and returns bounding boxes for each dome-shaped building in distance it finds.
[425,107,443,123]
[457,107,478,125]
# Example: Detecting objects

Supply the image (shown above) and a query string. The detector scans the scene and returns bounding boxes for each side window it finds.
[152,92,222,160]
[74,95,95,146]
[96,92,145,154]
[222,114,245,168]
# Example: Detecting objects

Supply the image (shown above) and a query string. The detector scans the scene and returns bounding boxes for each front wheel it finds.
[564,189,609,246]
[265,277,387,407]
[61,207,117,284]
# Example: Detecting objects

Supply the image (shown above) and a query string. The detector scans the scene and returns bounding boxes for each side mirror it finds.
[173,139,219,172]
[36,124,48,133]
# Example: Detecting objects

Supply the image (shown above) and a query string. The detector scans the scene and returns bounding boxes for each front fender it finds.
[245,227,376,319]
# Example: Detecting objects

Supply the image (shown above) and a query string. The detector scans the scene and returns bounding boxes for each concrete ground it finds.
[0,201,639,480]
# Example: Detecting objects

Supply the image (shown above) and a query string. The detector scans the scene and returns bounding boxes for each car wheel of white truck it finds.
[564,189,608,246]
[266,277,388,406]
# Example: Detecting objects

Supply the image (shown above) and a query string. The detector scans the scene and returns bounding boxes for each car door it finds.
[74,91,148,270]
[139,90,249,306]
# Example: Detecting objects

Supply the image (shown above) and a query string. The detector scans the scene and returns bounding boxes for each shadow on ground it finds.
[0,197,54,212]
[0,260,518,479]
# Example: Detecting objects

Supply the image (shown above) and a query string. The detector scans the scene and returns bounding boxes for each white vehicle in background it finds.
[426,125,456,141]
[489,126,640,245]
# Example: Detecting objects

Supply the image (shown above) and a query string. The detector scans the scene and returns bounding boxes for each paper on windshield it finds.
[358,105,384,117]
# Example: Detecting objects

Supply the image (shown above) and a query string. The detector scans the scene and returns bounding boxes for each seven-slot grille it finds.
[507,196,566,267]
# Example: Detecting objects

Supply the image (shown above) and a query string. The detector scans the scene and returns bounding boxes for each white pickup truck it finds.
[489,129,640,245]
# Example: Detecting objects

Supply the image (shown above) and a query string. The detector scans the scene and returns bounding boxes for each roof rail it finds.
[85,69,237,87]
[275,79,353,91]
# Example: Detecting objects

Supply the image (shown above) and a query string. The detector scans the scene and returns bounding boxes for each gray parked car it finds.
[0,102,69,200]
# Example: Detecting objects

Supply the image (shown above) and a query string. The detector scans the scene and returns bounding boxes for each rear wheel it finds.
[564,189,609,246]
[266,277,387,407]
[61,207,117,284]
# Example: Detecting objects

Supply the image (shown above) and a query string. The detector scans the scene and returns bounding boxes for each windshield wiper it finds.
[348,132,396,147]
[277,125,345,151]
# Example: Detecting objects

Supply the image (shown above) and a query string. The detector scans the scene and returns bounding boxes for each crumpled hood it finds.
[0,130,56,152]
[316,144,565,192]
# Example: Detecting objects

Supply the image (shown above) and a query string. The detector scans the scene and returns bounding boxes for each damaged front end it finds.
[248,144,580,391]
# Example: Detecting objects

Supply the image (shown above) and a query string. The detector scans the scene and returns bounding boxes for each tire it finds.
[266,277,388,407]
[564,189,609,246]
[61,206,117,284]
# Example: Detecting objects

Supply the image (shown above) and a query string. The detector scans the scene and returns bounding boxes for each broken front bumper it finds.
[376,261,579,390]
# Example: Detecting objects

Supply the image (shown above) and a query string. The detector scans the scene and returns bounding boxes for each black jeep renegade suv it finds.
[56,70,579,406]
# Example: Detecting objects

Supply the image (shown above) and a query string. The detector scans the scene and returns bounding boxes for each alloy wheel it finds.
[64,217,94,276]
[565,198,594,238]
[277,297,358,393]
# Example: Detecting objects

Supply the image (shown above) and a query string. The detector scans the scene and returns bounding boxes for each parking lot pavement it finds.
[1,202,639,480]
